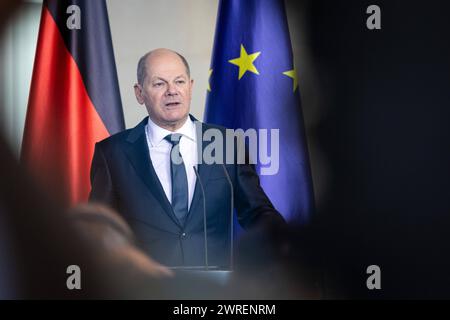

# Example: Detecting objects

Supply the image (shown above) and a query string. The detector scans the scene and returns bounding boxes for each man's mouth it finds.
[165,102,181,107]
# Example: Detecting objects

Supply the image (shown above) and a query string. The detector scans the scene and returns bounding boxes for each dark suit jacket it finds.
[89,115,284,268]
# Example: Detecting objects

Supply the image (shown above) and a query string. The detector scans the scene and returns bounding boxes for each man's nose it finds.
[166,83,178,96]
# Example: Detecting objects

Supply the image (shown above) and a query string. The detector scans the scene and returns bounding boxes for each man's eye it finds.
[153,82,164,87]
[176,80,185,84]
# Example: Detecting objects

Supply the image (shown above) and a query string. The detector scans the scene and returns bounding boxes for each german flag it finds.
[22,0,125,206]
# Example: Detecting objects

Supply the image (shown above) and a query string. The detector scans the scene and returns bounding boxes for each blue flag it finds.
[205,0,314,223]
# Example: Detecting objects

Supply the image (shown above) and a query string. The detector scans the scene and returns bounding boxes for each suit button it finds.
[181,232,186,239]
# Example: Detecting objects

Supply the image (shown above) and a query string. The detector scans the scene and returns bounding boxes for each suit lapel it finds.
[124,118,182,228]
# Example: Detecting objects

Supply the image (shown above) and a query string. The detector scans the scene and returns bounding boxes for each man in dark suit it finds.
[89,48,285,268]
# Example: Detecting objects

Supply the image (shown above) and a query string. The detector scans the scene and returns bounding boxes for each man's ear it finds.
[189,79,194,97]
[134,84,145,105]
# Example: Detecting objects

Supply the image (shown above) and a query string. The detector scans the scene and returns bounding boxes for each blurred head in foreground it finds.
[68,203,173,280]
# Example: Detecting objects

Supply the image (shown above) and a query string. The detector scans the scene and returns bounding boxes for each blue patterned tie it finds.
[164,134,188,224]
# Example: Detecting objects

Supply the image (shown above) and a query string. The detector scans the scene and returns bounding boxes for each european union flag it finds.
[205,0,314,223]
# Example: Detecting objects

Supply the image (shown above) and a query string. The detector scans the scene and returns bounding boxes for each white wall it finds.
[0,2,41,155]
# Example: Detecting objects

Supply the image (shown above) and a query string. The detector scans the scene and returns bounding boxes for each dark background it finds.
[286,0,450,298]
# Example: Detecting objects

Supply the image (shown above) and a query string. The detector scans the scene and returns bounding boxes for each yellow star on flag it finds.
[207,69,213,92]
[282,68,298,92]
[229,44,261,80]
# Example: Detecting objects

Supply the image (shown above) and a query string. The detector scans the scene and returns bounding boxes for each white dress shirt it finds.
[144,116,198,210]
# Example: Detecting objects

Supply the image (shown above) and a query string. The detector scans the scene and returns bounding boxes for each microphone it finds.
[221,164,234,271]
[192,166,209,270]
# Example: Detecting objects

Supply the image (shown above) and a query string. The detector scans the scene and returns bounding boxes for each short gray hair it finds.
[137,50,191,86]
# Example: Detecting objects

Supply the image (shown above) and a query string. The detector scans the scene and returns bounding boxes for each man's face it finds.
[135,50,193,130]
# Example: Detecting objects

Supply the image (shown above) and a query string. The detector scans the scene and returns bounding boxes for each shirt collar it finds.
[146,115,196,147]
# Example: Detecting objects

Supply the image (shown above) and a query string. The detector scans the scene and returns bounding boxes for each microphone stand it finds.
[193,166,208,270]
[221,164,234,271]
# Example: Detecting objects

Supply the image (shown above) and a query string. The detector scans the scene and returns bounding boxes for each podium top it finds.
[168,265,230,271]
[169,267,233,286]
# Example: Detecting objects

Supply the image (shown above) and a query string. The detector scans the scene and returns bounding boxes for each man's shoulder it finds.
[200,120,228,133]
[96,117,147,149]
[96,128,132,148]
